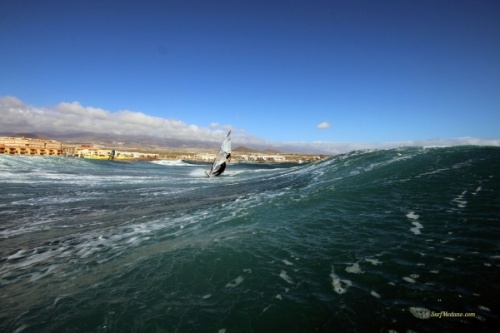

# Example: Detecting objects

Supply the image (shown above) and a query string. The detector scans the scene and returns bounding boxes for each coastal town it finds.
[0,136,328,163]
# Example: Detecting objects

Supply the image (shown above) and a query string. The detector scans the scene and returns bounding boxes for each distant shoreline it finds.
[0,151,329,163]
[0,136,332,163]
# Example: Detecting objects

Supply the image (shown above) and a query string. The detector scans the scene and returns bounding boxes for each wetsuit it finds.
[212,162,226,176]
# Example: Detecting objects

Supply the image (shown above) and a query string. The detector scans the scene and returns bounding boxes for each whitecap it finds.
[410,225,422,235]
[452,190,468,208]
[409,306,431,319]
[365,258,382,265]
[7,249,28,260]
[403,276,416,283]
[406,212,420,220]
[412,222,423,229]
[370,290,381,298]
[330,267,352,294]
[279,270,294,284]
[407,212,423,235]
[478,305,490,311]
[345,262,364,274]
[282,259,294,266]
[225,276,244,288]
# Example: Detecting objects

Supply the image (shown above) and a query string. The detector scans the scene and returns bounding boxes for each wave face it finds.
[0,147,499,332]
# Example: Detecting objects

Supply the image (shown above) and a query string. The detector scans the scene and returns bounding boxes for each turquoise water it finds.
[0,146,499,332]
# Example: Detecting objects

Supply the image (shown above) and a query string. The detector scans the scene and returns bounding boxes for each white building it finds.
[239,154,285,162]
[194,153,216,161]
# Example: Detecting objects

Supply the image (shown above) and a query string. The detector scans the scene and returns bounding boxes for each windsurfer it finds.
[206,130,232,177]
[212,153,231,177]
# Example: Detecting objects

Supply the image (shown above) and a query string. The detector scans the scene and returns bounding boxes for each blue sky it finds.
[1,0,499,153]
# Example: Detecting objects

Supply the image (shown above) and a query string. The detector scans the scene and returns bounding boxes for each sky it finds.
[1,0,499,153]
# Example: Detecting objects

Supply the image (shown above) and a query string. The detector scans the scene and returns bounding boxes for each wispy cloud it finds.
[317,121,330,129]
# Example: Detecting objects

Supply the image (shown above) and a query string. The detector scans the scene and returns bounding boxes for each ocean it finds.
[0,146,499,333]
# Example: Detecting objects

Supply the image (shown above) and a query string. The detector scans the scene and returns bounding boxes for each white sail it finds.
[206,130,232,177]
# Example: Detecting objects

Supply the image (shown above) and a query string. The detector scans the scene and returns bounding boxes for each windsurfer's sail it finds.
[206,130,232,177]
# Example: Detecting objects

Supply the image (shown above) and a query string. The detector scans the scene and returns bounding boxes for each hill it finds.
[233,146,282,154]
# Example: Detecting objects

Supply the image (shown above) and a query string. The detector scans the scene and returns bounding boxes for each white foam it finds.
[478,305,490,312]
[345,262,364,274]
[279,270,294,284]
[330,267,352,294]
[11,249,59,269]
[370,290,381,298]
[262,305,272,312]
[7,249,28,260]
[409,307,431,319]
[282,259,294,266]
[13,324,28,333]
[189,168,210,177]
[225,276,244,288]
[416,167,451,178]
[28,264,59,282]
[407,211,423,235]
[365,258,382,265]
[452,190,468,208]
[406,212,420,220]
[403,276,416,283]
[410,224,423,235]
[412,222,423,230]
[152,159,193,167]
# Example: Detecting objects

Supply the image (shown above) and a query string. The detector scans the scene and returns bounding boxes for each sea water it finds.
[0,146,499,332]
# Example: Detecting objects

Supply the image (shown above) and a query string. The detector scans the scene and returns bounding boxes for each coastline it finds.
[0,136,331,163]
[0,149,329,163]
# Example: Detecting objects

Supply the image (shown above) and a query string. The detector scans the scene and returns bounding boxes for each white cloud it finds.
[1,96,498,154]
[317,121,330,129]
[0,96,231,143]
